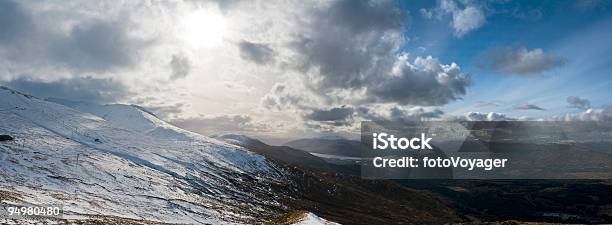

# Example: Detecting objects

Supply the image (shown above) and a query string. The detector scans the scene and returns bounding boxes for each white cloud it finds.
[557,106,612,122]
[465,112,513,121]
[423,0,486,37]
[419,8,433,19]
[451,5,486,37]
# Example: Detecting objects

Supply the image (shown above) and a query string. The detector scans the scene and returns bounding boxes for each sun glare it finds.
[179,8,226,48]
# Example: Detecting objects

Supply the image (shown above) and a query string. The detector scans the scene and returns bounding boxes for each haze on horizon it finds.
[1,0,612,144]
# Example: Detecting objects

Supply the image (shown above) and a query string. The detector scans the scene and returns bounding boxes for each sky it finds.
[1,0,611,143]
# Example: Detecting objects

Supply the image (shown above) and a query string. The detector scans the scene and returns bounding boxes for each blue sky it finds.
[400,0,612,119]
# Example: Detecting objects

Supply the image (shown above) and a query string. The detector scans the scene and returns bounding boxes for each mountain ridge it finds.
[0,86,288,224]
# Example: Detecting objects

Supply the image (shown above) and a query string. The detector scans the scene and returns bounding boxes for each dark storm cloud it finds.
[323,0,406,34]
[514,103,546,111]
[290,0,406,90]
[282,0,470,108]
[238,41,275,65]
[0,0,33,43]
[169,54,191,80]
[366,57,470,106]
[3,77,130,104]
[49,20,149,72]
[567,96,591,110]
[0,1,150,73]
[260,0,471,130]
[305,107,354,122]
[480,47,566,75]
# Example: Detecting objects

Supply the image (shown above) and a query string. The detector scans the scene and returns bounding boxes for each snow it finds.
[47,98,202,141]
[0,87,286,224]
[292,212,340,225]
[212,134,264,147]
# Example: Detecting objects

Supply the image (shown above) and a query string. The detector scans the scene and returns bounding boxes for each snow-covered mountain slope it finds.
[0,87,287,224]
[293,212,339,225]
[47,98,199,141]
[269,211,339,225]
[212,134,267,148]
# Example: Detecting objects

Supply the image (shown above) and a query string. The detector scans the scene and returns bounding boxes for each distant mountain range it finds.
[284,138,367,157]
[213,134,359,174]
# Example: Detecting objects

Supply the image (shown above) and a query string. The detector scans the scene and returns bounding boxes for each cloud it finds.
[2,77,130,104]
[261,83,306,111]
[514,103,546,111]
[262,54,470,124]
[171,114,270,135]
[555,106,612,122]
[448,5,485,37]
[278,2,468,105]
[366,55,470,106]
[480,47,566,75]
[0,1,151,74]
[142,103,185,119]
[465,112,513,121]
[566,96,591,110]
[169,54,191,80]
[288,0,408,91]
[49,20,150,72]
[356,105,444,122]
[304,106,354,125]
[574,0,609,11]
[0,0,33,44]
[389,106,444,121]
[238,41,275,65]
[423,0,486,37]
[258,0,470,130]
[419,8,433,19]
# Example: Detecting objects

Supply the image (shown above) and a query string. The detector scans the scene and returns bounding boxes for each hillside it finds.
[0,87,287,224]
[0,87,462,225]
[214,134,334,172]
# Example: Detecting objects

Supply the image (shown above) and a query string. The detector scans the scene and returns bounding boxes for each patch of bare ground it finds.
[0,189,22,202]
[265,210,309,225]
